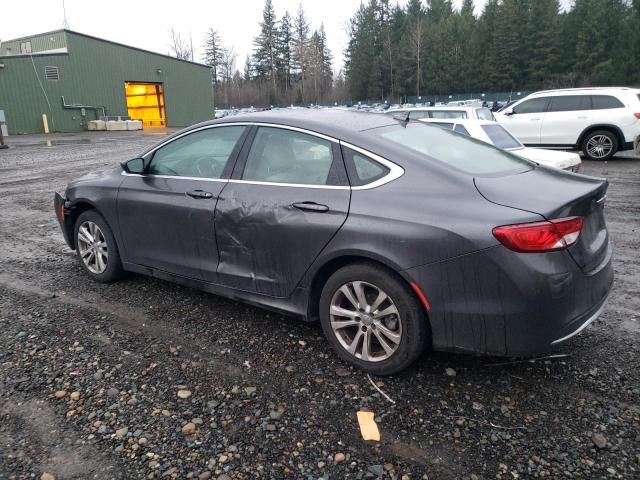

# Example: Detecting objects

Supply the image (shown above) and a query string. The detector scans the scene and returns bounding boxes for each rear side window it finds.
[513,97,549,114]
[342,147,389,187]
[454,124,470,136]
[242,127,339,185]
[549,95,590,112]
[591,95,624,110]
[372,123,531,175]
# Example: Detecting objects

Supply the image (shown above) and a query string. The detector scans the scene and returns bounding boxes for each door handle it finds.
[186,190,214,199]
[530,118,541,121]
[291,201,330,213]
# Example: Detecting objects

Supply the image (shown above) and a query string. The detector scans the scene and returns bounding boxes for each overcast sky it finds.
[2,0,572,73]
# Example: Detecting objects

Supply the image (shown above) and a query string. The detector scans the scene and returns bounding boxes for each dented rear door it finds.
[214,125,350,297]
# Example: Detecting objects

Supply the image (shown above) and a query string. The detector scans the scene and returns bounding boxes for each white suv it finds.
[495,87,640,160]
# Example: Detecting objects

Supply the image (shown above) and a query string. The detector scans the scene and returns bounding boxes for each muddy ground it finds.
[0,131,638,479]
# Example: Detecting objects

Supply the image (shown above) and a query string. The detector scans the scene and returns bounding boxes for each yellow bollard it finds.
[42,114,50,134]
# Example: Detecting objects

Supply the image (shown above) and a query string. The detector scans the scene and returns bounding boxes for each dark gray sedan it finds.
[54,110,613,374]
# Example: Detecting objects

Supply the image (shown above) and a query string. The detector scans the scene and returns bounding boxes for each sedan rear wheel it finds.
[320,263,430,375]
[330,281,402,362]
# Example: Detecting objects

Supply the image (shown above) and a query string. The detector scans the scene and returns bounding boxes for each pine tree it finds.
[293,4,310,103]
[202,28,223,83]
[252,0,278,93]
[276,12,293,96]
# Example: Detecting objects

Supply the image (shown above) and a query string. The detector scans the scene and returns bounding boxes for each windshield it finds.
[371,123,532,175]
[480,124,523,149]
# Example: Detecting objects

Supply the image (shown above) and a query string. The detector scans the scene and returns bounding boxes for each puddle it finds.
[11,139,92,148]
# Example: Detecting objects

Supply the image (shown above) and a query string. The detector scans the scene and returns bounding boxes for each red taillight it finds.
[492,217,583,253]
[634,112,640,119]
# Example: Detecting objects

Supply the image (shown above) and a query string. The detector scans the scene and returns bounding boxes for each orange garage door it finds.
[125,82,166,128]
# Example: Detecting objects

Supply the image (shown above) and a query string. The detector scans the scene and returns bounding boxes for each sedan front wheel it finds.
[319,263,430,375]
[74,210,124,283]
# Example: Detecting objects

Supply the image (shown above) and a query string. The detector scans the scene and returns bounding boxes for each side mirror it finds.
[502,107,514,116]
[121,157,145,174]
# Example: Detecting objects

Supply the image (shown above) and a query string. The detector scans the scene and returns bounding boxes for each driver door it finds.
[117,125,247,282]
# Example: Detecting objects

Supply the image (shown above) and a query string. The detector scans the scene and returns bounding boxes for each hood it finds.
[511,147,581,170]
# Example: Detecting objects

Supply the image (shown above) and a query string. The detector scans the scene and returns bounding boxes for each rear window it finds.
[372,123,532,175]
[480,124,522,149]
[591,95,625,110]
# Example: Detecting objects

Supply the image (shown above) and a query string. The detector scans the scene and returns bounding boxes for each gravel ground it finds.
[0,131,638,480]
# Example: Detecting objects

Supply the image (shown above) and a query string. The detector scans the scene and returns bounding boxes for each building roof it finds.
[1,29,210,68]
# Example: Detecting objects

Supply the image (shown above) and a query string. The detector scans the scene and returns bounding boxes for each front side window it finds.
[371,123,531,175]
[549,95,590,112]
[409,111,429,119]
[148,126,245,178]
[242,127,336,185]
[512,97,549,114]
[591,95,624,110]
[480,124,522,149]
[433,122,455,130]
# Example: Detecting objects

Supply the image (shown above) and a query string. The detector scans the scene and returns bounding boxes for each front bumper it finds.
[54,192,74,248]
[402,243,613,357]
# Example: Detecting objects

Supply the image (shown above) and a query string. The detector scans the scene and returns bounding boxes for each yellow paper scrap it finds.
[357,411,380,441]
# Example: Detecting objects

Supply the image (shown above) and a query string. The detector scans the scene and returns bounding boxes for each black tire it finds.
[319,263,430,375]
[73,210,124,283]
[581,130,618,161]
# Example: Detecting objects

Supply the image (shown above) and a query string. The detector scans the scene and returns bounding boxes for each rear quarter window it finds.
[372,123,532,175]
[591,95,625,110]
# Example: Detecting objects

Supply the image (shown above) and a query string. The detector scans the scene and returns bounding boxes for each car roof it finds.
[388,106,482,112]
[209,109,396,137]
[530,87,635,96]
[418,118,496,126]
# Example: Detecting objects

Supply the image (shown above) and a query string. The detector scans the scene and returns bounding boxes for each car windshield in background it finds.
[372,123,532,175]
[481,124,523,150]
[475,107,495,120]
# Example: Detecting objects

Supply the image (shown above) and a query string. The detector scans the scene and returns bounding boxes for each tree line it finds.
[169,0,640,107]
[346,0,640,102]
[190,0,340,108]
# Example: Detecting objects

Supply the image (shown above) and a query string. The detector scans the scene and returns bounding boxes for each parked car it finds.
[495,87,640,161]
[418,118,581,172]
[55,110,613,374]
[386,105,495,121]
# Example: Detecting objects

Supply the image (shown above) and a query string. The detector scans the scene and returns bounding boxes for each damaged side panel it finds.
[214,182,350,297]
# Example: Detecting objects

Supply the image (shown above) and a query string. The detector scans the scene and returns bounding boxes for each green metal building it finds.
[0,30,214,134]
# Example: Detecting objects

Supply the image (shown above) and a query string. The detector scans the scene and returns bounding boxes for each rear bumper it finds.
[402,243,613,357]
[54,192,74,248]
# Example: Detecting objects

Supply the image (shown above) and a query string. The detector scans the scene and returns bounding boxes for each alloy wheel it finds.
[329,281,402,362]
[77,221,108,274]
[586,135,613,159]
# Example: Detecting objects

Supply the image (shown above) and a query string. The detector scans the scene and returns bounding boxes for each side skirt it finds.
[122,262,310,320]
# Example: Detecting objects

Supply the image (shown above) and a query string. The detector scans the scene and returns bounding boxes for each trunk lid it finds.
[475,168,609,272]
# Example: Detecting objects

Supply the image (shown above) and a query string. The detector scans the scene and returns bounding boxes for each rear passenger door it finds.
[214,126,350,297]
[540,95,592,146]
